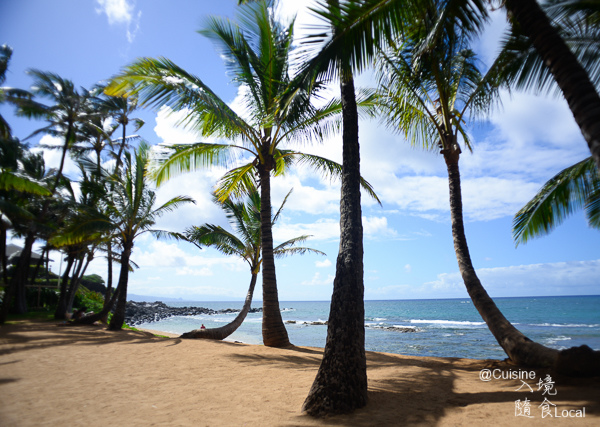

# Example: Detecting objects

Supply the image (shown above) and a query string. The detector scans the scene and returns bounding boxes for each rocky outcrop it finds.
[125,301,262,326]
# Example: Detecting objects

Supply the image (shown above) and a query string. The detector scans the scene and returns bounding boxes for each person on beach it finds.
[201,324,206,330]
[72,308,86,320]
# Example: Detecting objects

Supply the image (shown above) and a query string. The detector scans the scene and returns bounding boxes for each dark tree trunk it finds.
[66,253,92,312]
[443,147,558,367]
[108,244,131,331]
[75,281,120,325]
[303,72,368,417]
[0,233,35,323]
[504,0,600,170]
[102,242,114,323]
[10,232,36,316]
[182,273,258,340]
[54,252,75,320]
[258,163,290,348]
[1,220,7,285]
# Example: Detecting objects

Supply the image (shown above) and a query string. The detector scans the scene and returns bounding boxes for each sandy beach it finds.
[1,320,598,426]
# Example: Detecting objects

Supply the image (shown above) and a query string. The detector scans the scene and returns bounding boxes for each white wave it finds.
[544,335,572,345]
[532,323,600,328]
[409,319,485,326]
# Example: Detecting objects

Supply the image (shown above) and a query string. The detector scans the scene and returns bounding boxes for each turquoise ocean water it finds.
[137,295,600,360]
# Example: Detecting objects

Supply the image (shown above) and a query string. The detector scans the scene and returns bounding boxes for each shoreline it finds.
[1,320,599,426]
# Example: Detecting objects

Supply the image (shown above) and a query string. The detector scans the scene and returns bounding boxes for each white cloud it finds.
[424,260,600,297]
[301,272,334,286]
[404,264,412,273]
[315,259,332,268]
[175,267,213,277]
[33,135,80,180]
[95,0,141,43]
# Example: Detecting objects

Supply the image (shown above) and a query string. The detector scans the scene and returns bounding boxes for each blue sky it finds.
[1,0,598,301]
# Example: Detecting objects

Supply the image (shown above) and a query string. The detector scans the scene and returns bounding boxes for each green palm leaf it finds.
[513,156,600,245]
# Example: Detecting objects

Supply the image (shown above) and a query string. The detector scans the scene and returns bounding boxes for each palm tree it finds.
[297,0,487,415]
[513,156,599,244]
[0,45,32,139]
[4,71,94,315]
[376,1,559,367]
[0,146,56,322]
[181,189,325,340]
[106,142,193,330]
[107,0,377,347]
[500,0,600,171]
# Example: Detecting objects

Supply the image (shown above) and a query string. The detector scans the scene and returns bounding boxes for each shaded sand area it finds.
[1,321,598,426]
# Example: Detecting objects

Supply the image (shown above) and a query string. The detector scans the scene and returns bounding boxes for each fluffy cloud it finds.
[95,0,141,43]
[315,259,332,268]
[424,260,600,297]
[301,272,335,287]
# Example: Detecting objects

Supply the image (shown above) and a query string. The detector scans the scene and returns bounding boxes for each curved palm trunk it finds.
[303,72,368,416]
[181,273,257,340]
[503,0,600,171]
[108,244,131,331]
[443,148,558,367]
[66,252,92,312]
[75,281,120,325]
[258,165,290,348]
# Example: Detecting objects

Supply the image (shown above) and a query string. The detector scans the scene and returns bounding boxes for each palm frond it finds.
[286,150,382,204]
[513,156,599,245]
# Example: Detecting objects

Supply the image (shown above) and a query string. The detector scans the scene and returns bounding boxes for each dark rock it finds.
[124,301,263,326]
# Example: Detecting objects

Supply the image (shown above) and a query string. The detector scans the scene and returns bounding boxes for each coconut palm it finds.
[106,142,194,330]
[500,0,600,171]
[4,71,95,315]
[513,156,600,244]
[496,0,600,97]
[107,0,378,347]
[0,45,33,139]
[299,0,485,415]
[181,189,325,340]
[376,1,559,367]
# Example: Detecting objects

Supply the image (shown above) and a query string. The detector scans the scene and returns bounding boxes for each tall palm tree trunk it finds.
[181,273,257,340]
[503,0,600,171]
[443,149,558,367]
[303,72,368,416]
[1,219,8,285]
[0,232,35,322]
[108,244,131,331]
[258,164,290,348]
[54,252,75,320]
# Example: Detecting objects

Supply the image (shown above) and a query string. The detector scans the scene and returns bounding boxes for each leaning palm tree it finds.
[107,0,378,347]
[181,189,325,340]
[500,0,600,171]
[513,156,600,244]
[376,1,559,367]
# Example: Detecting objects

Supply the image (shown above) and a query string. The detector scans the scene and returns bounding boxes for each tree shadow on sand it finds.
[229,346,600,426]
[0,320,182,357]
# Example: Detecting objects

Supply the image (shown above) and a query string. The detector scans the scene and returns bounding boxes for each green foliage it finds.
[73,286,104,313]
[513,156,600,245]
[82,274,104,285]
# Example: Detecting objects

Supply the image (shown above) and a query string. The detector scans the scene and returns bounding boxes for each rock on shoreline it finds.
[125,301,262,326]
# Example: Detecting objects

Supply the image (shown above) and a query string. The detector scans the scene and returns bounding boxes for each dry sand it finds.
[1,320,598,426]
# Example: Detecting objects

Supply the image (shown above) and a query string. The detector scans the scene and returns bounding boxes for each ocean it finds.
[137,295,600,360]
